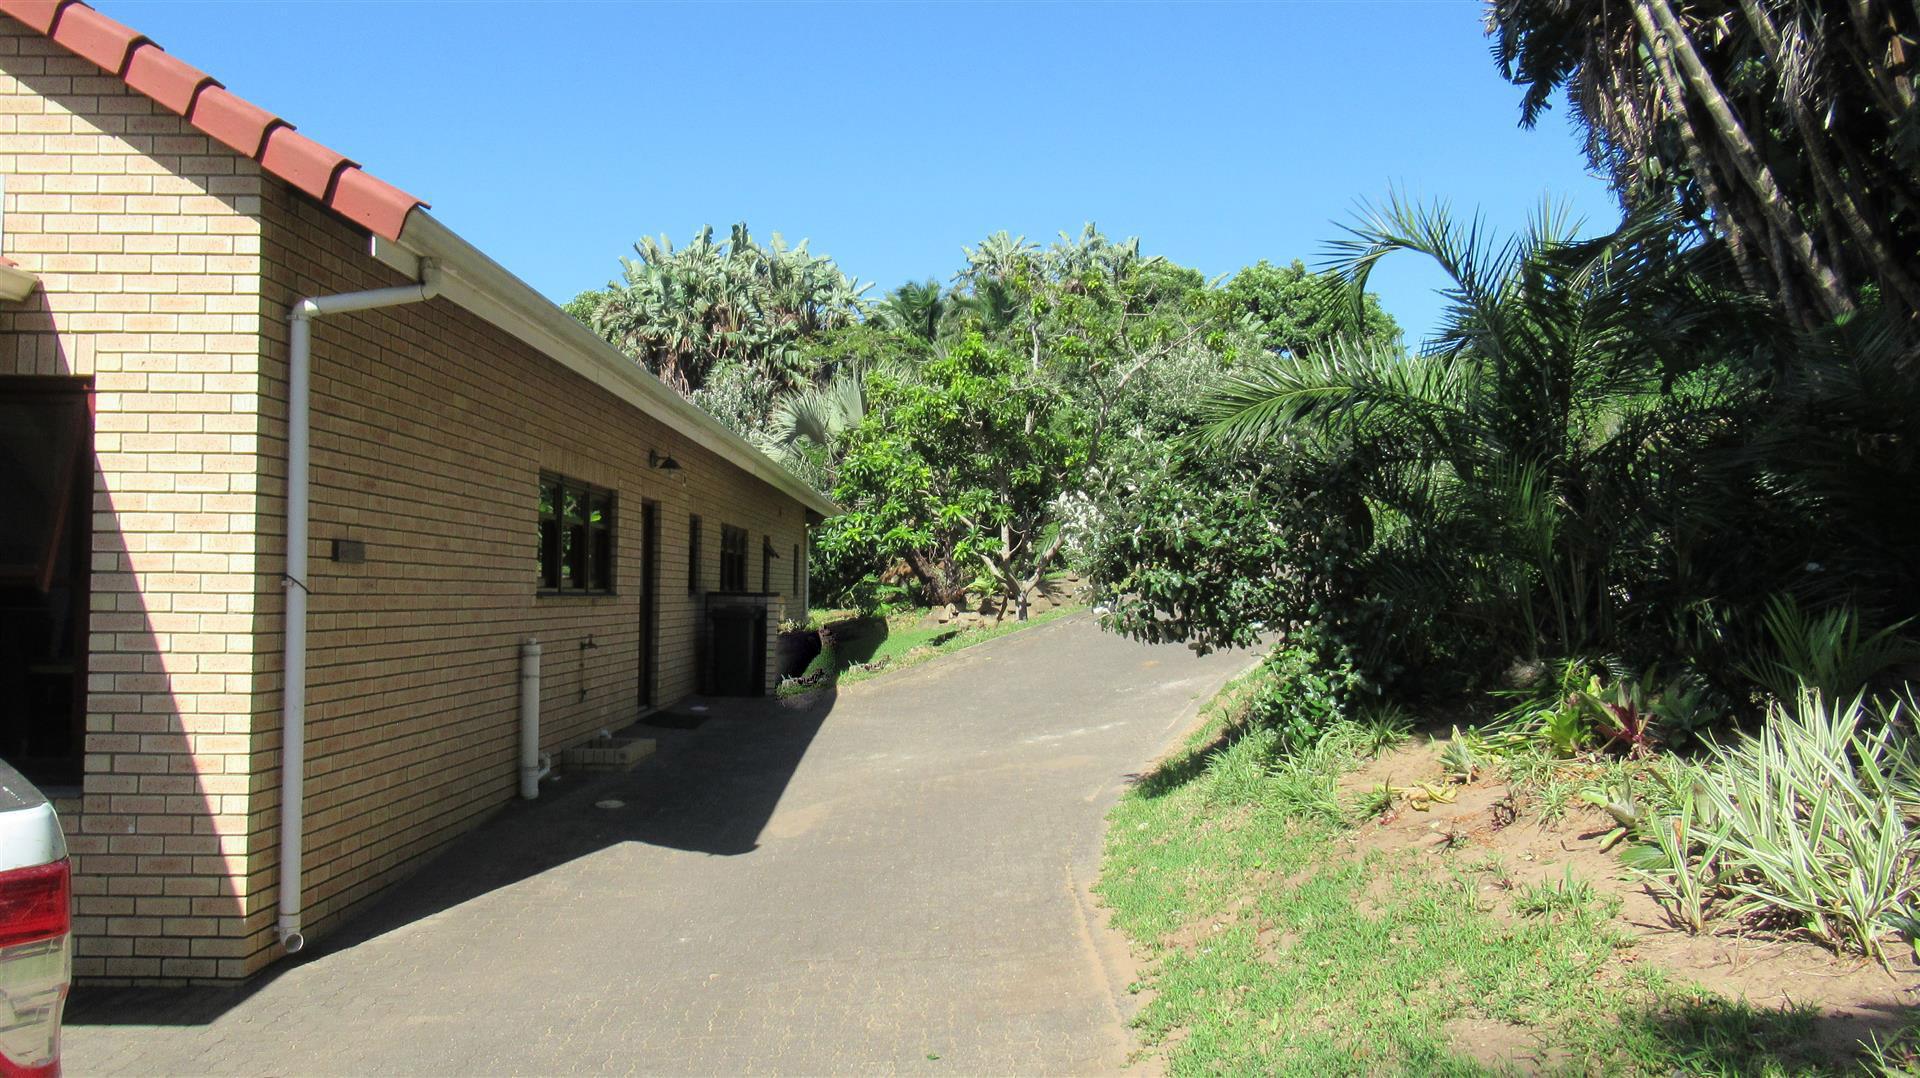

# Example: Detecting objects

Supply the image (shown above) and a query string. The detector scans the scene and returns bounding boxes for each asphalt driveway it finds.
[66,613,1254,1075]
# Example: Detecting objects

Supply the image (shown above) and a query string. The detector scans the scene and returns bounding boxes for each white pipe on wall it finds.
[519,639,548,799]
[277,263,439,955]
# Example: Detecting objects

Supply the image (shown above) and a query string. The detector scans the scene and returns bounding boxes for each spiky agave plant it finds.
[1439,726,1481,782]
[1619,763,1724,935]
[1696,690,1919,960]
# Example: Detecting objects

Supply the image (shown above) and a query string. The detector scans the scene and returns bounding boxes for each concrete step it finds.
[556,736,656,772]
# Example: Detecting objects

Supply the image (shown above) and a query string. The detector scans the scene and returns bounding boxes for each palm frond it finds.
[1196,338,1471,454]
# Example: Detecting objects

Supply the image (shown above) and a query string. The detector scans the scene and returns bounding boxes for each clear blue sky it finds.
[112,0,1617,345]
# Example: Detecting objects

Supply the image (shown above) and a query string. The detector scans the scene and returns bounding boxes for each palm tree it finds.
[1198,197,1750,667]
[581,223,871,407]
[1048,223,1153,293]
[874,280,950,343]
[959,231,1037,286]
[1487,0,1920,336]
[945,232,1038,340]
[762,364,869,466]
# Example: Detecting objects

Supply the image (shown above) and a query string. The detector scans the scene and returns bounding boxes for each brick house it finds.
[0,0,832,982]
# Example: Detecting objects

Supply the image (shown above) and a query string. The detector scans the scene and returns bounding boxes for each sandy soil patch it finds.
[1331,739,1920,1061]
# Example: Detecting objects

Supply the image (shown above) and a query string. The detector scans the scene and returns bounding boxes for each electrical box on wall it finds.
[331,539,367,564]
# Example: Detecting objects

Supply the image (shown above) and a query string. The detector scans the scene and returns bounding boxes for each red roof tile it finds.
[259,128,354,202]
[122,44,216,116]
[2,0,58,34]
[328,168,421,242]
[47,3,142,73]
[187,85,283,159]
[0,0,427,241]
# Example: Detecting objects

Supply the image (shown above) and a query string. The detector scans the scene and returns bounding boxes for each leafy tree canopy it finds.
[569,218,1401,625]
[818,334,1086,613]
[1220,259,1400,356]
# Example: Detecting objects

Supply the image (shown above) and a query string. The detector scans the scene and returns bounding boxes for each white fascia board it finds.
[373,213,839,519]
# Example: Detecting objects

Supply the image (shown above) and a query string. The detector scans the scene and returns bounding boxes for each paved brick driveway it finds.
[66,614,1253,1075]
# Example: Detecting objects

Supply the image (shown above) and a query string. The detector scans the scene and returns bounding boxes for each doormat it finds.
[644,711,710,730]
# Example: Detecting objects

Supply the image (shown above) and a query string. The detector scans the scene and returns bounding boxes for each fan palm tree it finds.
[762,364,869,462]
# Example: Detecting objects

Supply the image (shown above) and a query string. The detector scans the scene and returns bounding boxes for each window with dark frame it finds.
[719,524,748,592]
[761,538,772,594]
[791,544,799,596]
[688,515,702,593]
[538,473,616,595]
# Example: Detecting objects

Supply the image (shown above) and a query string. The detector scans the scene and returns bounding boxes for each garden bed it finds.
[1097,666,1920,1074]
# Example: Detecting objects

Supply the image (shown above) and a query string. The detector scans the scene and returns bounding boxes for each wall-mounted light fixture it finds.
[648,449,681,474]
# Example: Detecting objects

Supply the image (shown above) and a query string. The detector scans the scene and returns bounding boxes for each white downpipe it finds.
[519,639,550,799]
[278,263,439,954]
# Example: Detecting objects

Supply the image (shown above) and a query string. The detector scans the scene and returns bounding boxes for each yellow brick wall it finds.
[255,189,808,956]
[0,20,269,981]
[1,14,810,983]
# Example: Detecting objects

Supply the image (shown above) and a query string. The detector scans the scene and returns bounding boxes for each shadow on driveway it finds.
[67,688,837,1027]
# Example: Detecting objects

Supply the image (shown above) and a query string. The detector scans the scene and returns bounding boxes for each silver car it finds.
[0,762,68,1077]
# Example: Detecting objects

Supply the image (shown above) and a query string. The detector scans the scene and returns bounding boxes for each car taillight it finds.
[0,858,68,1076]
[0,862,68,949]
[0,1049,59,1077]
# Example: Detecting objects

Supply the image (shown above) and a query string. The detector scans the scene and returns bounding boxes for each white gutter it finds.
[372,213,838,520]
[277,262,441,954]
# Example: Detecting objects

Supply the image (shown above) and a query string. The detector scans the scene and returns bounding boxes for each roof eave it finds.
[0,0,835,519]
[0,0,429,243]
[379,212,840,520]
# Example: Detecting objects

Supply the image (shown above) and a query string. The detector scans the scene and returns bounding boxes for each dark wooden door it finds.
[0,376,92,786]
[638,500,659,708]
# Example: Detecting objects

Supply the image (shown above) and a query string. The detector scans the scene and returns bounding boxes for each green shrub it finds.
[1741,595,1917,705]
[1247,626,1368,752]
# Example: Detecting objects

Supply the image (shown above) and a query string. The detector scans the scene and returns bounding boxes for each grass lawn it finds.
[1096,666,1863,1076]
[780,603,1085,695]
